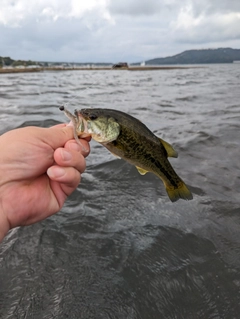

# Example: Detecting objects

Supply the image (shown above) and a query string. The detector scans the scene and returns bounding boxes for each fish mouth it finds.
[77,108,88,117]
[75,109,88,121]
[74,110,91,138]
[59,106,91,138]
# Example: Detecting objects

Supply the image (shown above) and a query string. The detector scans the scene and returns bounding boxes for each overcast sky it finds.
[0,0,240,63]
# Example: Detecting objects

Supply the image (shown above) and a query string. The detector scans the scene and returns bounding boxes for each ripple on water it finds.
[0,66,240,318]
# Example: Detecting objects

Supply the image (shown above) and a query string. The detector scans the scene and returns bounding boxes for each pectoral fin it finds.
[159,138,178,158]
[136,166,149,175]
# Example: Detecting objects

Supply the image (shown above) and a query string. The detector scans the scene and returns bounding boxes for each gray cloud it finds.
[0,0,240,62]
[108,0,162,16]
[191,0,240,16]
[171,1,240,45]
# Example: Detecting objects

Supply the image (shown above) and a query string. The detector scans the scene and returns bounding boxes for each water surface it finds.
[0,65,240,318]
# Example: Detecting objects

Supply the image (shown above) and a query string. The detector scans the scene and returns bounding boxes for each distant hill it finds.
[2,48,240,67]
[144,48,240,65]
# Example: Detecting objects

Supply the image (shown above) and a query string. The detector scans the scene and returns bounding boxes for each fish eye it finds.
[89,114,98,120]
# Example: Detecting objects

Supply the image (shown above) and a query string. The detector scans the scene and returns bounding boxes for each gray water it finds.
[0,65,240,318]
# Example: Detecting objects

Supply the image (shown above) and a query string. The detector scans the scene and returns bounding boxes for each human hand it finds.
[0,124,90,242]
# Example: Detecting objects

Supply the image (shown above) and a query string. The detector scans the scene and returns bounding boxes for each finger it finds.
[47,166,81,194]
[42,126,75,149]
[51,123,68,128]
[53,147,86,173]
[64,139,90,157]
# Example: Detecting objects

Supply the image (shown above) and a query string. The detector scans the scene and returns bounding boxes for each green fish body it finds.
[60,107,193,202]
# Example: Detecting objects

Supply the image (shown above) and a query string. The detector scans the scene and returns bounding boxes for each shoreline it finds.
[0,66,201,74]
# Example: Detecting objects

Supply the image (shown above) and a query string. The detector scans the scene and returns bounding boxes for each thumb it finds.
[43,126,75,149]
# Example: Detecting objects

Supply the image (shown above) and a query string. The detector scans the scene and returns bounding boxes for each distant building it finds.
[2,65,14,69]
[26,65,41,68]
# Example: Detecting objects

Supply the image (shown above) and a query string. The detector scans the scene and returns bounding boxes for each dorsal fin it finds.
[159,138,178,158]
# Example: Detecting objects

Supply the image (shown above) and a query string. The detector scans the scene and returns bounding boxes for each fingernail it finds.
[69,141,88,153]
[78,140,89,153]
[47,167,65,178]
[61,149,72,161]
[69,142,81,152]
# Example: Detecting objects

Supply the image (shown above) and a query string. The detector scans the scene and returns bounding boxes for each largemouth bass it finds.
[60,106,193,202]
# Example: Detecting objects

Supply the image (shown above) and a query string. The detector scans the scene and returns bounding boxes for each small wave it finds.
[176,95,198,101]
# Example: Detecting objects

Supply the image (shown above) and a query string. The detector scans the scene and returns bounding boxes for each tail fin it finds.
[166,182,193,202]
